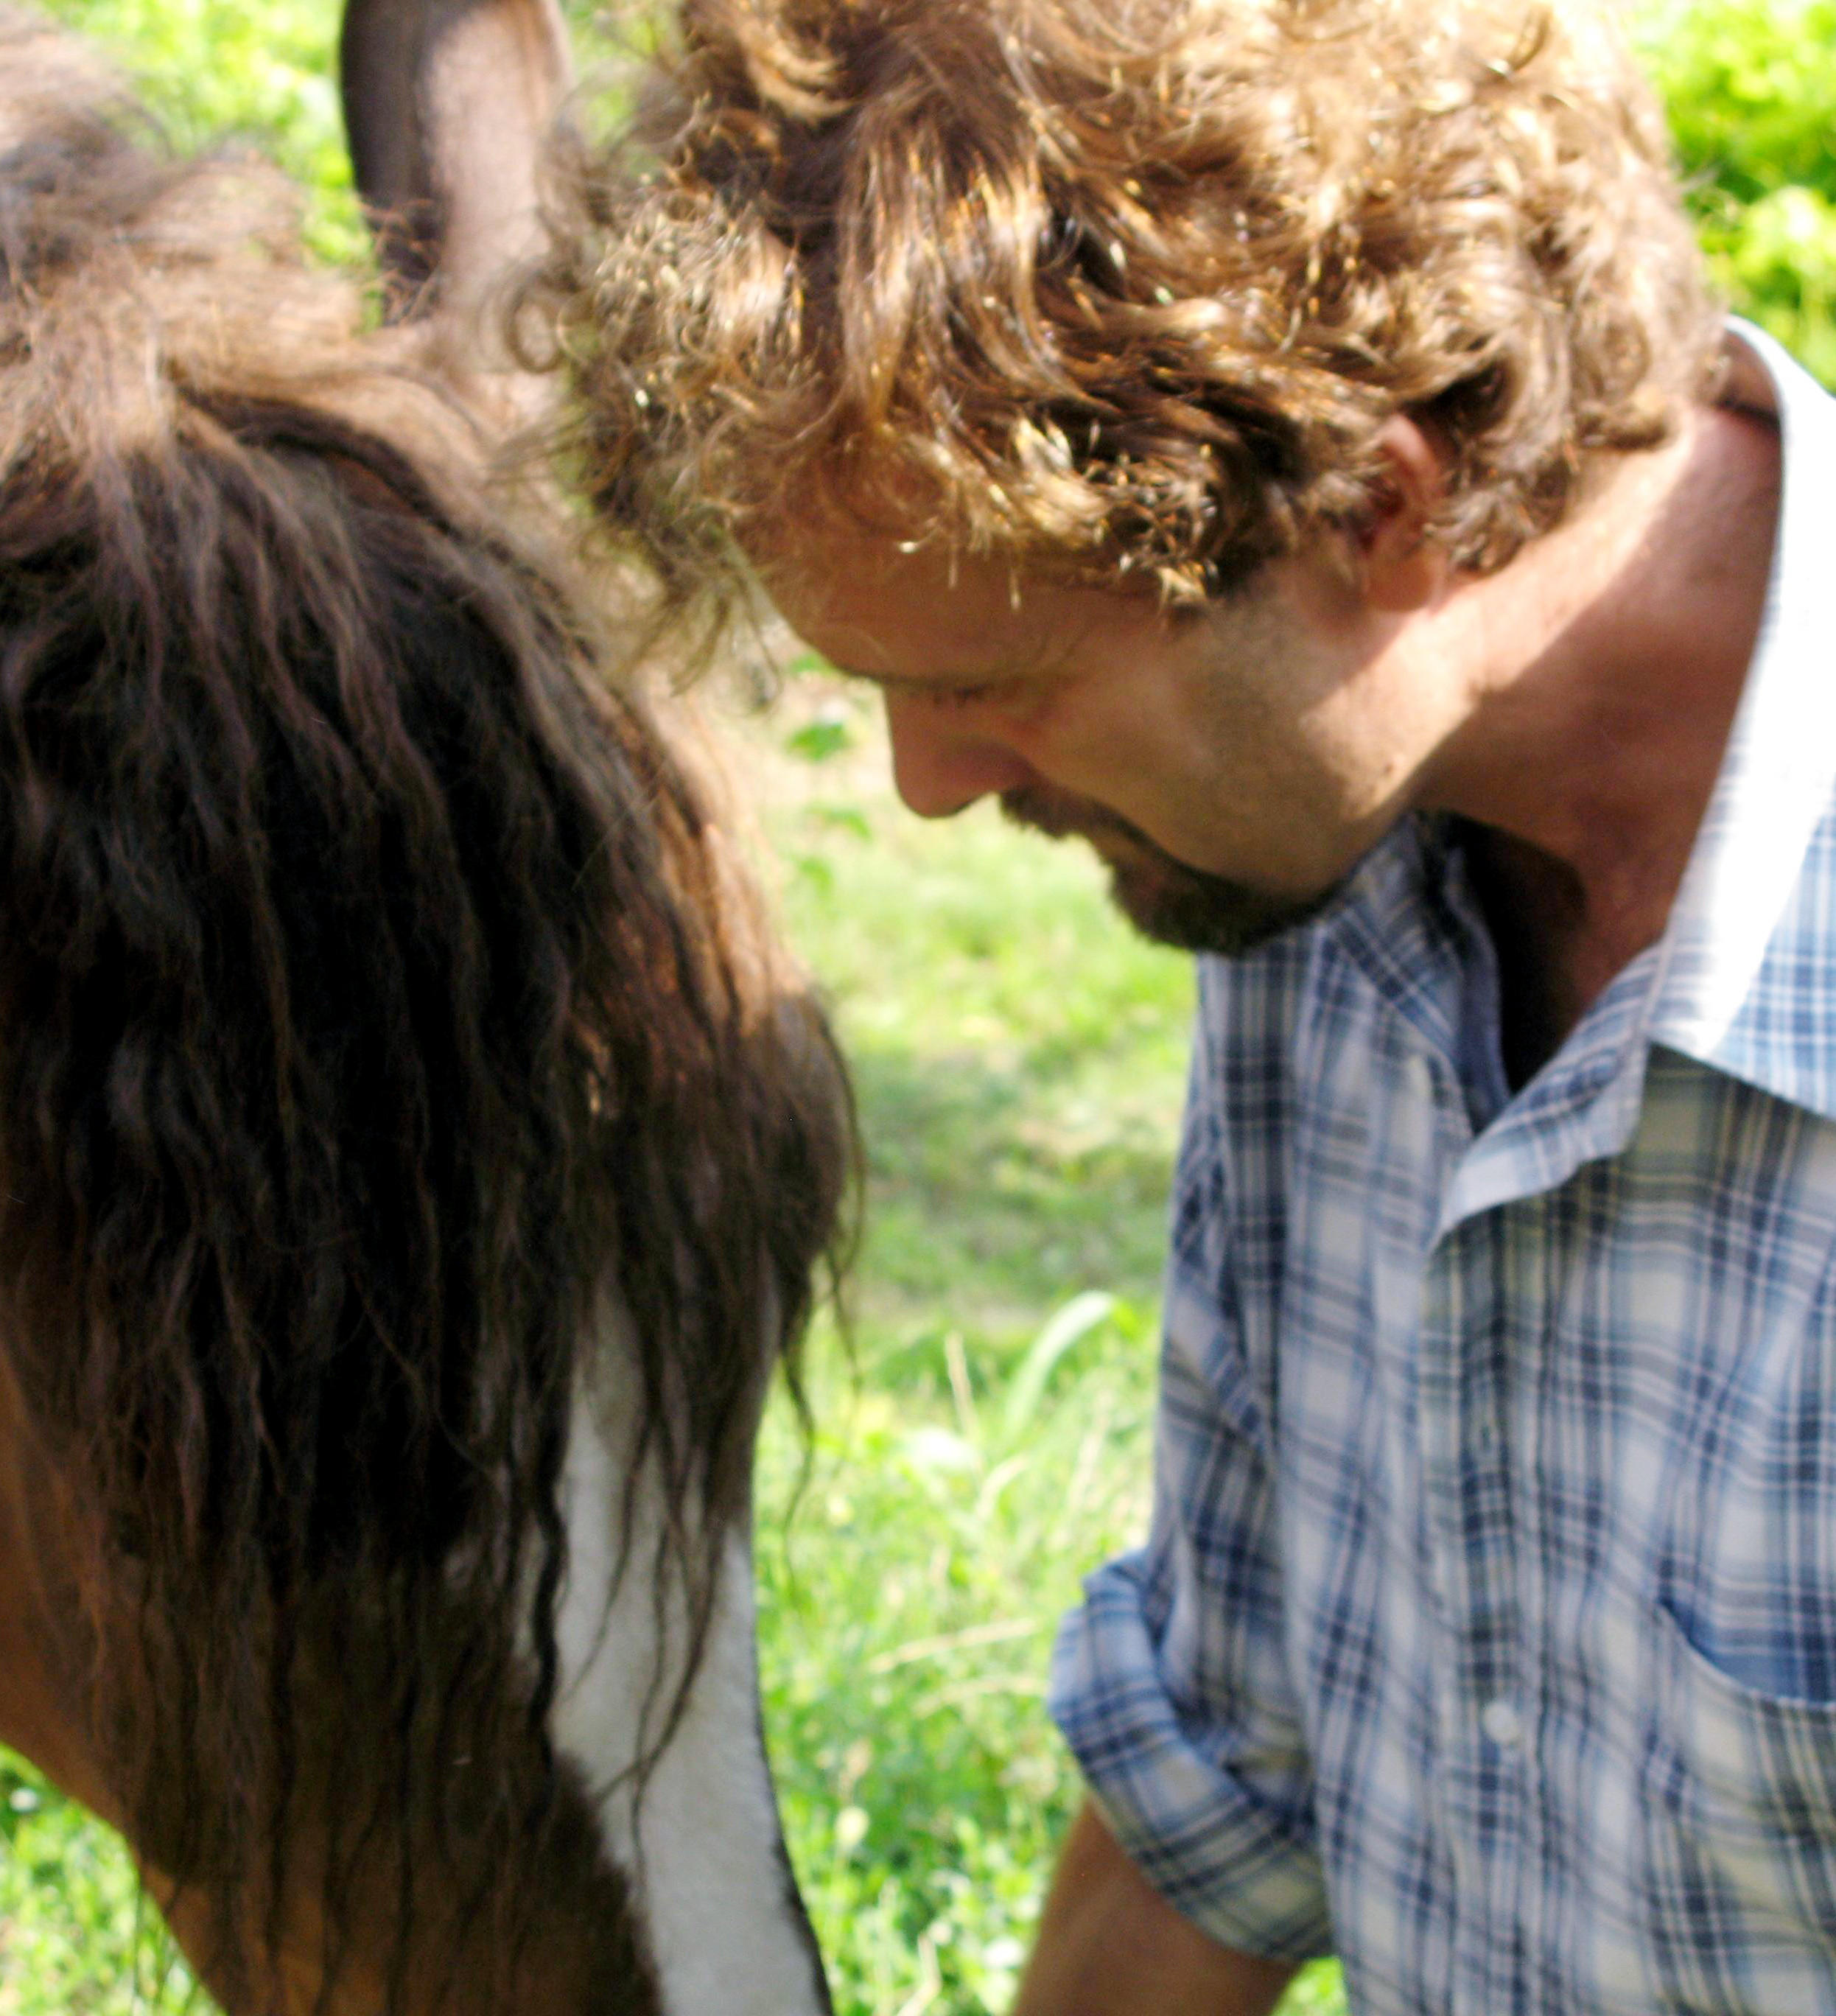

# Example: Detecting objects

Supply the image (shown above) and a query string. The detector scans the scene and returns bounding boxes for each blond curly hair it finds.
[521,0,1720,621]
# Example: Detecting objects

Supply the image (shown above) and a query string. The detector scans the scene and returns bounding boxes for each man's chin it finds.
[998,787,1333,957]
[1103,855,1333,956]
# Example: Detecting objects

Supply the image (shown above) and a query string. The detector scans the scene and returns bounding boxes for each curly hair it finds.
[519,0,1722,622]
[0,15,847,2007]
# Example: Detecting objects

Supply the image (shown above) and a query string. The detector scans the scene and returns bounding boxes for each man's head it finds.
[525,0,1721,944]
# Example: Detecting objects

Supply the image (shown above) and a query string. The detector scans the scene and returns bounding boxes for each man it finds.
[526,0,1835,2007]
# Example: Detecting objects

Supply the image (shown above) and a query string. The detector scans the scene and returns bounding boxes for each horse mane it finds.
[0,13,849,2005]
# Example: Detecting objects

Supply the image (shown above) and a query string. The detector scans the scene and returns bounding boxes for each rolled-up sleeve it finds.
[1049,977,1332,1961]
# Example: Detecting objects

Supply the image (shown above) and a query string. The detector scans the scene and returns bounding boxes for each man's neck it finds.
[1423,385,1782,1082]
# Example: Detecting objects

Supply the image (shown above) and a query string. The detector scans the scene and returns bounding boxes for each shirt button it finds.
[1481,1698,1524,1749]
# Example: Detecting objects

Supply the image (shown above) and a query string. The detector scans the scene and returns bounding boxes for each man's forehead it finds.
[758,522,1161,681]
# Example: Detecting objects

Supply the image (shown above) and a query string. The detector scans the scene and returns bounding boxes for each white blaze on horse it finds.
[0,7,847,2012]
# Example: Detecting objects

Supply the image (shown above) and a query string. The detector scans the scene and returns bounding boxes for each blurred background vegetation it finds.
[3,2,1832,2012]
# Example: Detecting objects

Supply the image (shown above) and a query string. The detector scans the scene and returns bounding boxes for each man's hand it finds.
[1012,1800,1299,2016]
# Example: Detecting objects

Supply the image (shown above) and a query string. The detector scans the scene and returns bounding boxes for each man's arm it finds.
[1012,1799,1299,2016]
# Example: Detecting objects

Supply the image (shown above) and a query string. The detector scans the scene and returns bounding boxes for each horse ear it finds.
[340,0,574,331]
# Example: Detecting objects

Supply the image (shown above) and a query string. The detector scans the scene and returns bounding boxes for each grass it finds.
[25,0,365,262]
[751,680,1193,2013]
[743,678,1353,2015]
[0,1757,197,2016]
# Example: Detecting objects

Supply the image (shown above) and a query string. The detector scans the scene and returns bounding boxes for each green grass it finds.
[745,683,1345,2014]
[30,0,365,263]
[749,680,1198,2012]
[0,1757,197,2016]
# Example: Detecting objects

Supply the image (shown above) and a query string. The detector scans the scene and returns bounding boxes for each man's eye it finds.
[928,682,999,710]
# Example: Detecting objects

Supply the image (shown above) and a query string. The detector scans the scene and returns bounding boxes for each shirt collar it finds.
[1317,320,1836,1204]
[1647,320,1836,1121]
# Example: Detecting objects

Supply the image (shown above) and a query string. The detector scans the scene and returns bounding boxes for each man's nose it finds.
[882,690,1037,818]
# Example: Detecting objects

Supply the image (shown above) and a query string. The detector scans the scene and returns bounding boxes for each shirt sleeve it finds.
[1048,965,1333,1962]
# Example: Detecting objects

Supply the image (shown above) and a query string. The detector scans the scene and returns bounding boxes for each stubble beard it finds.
[998,786,1337,957]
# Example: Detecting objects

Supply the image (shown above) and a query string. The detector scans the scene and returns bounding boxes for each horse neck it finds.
[550,1325,830,2016]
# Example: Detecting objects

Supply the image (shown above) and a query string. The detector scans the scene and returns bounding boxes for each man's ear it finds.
[1360,415,1448,613]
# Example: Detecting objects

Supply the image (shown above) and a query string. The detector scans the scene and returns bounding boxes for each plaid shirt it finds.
[1050,323,1836,2015]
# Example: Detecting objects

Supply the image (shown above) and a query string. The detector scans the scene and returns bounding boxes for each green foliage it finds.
[788,715,858,766]
[0,1757,196,2015]
[1002,1291,1118,1438]
[755,1299,1157,2016]
[36,0,364,263]
[1638,0,1836,382]
[748,685,1336,2013]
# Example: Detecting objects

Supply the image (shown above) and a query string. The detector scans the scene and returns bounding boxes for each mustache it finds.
[998,785,1168,858]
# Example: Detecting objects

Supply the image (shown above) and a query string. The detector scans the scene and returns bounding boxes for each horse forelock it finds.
[0,15,851,2006]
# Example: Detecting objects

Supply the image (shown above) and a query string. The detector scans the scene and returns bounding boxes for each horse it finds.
[0,7,849,2012]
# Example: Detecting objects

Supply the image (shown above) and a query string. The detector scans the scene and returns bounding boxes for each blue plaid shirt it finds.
[1051,323,1836,2015]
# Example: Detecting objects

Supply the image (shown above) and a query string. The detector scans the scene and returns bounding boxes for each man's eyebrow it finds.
[826,618,1093,692]
[828,662,1013,692]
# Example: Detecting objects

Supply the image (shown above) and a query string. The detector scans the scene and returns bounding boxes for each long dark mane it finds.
[0,15,847,2006]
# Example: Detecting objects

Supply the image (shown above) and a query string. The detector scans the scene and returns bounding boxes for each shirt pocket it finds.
[1640,1597,1836,1979]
